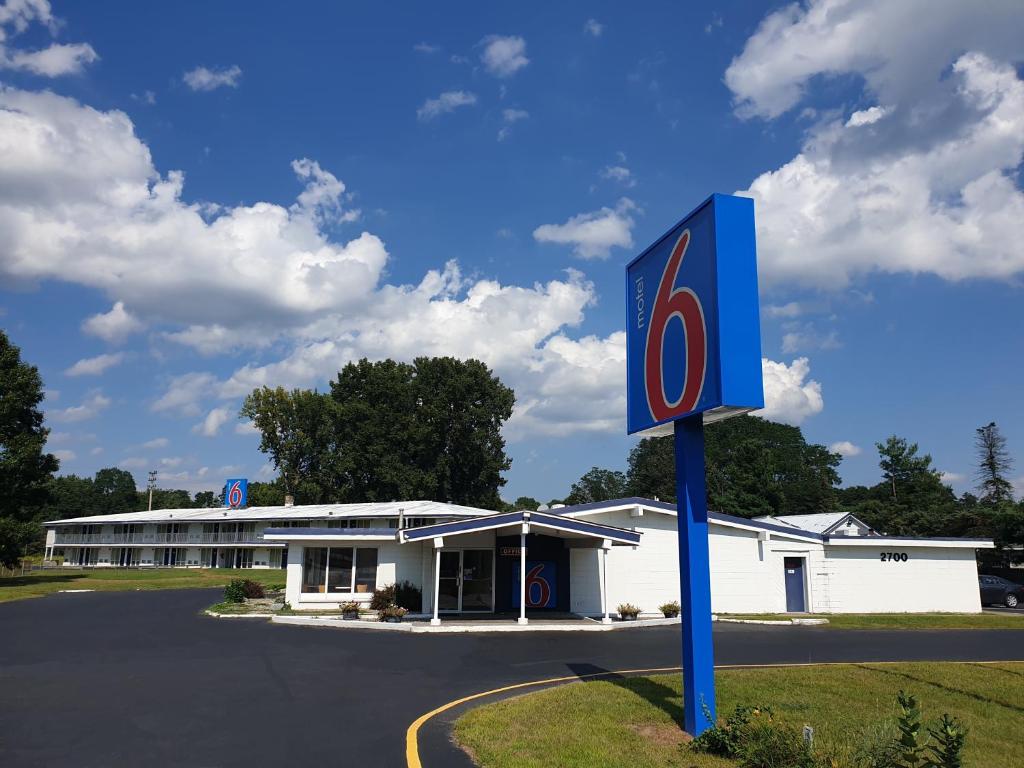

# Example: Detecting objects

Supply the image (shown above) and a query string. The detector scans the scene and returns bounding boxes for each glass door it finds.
[460,550,494,612]
[438,551,461,612]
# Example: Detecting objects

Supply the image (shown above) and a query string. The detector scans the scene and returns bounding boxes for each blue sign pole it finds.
[625,193,762,736]
[674,414,716,735]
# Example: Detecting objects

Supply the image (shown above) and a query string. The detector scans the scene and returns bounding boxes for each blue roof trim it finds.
[401,512,523,541]
[709,511,824,540]
[531,511,641,544]
[824,535,993,544]
[264,527,396,537]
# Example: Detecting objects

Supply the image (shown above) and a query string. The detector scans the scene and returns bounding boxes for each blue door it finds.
[784,557,806,612]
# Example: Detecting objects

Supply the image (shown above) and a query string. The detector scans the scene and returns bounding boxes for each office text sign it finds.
[626,194,764,435]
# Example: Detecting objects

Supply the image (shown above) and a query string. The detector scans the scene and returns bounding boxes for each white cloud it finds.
[829,441,862,457]
[0,88,379,350]
[583,19,603,37]
[765,302,804,319]
[846,105,889,127]
[53,448,75,462]
[757,358,823,425]
[725,0,1024,120]
[0,2,97,77]
[781,326,840,353]
[600,165,635,187]
[413,42,439,54]
[143,437,168,449]
[497,126,511,143]
[940,471,966,485]
[159,456,184,468]
[89,446,103,456]
[533,198,637,259]
[131,90,156,106]
[64,352,124,377]
[235,420,258,436]
[502,108,529,123]
[183,65,242,92]
[417,90,477,121]
[82,302,145,344]
[193,406,231,437]
[151,372,219,417]
[49,391,111,423]
[480,35,529,78]
[736,33,1024,287]
[119,456,147,469]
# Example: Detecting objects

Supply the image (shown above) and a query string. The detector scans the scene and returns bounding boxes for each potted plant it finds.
[617,603,641,621]
[660,601,680,619]
[378,604,408,623]
[340,601,361,620]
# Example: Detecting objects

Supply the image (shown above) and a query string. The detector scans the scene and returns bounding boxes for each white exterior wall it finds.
[814,544,982,613]
[711,527,790,614]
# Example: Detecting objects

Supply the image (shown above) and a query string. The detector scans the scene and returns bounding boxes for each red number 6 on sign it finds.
[644,230,707,421]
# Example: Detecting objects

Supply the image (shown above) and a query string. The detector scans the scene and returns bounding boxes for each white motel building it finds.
[44,497,993,619]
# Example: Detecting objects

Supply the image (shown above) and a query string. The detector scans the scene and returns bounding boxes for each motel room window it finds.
[302,548,328,593]
[301,546,378,595]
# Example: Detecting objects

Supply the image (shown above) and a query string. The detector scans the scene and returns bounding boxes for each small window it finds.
[355,548,378,593]
[328,548,354,592]
[302,548,328,593]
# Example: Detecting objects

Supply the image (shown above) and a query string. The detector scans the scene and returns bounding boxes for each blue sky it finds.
[2,1,1023,503]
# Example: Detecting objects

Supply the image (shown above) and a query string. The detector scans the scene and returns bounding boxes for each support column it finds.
[430,537,443,626]
[517,527,528,624]
[601,542,612,624]
[675,415,716,736]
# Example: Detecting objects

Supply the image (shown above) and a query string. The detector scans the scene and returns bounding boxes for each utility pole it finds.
[148,470,157,511]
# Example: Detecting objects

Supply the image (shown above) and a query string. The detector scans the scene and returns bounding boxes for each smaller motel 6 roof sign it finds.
[626,194,764,435]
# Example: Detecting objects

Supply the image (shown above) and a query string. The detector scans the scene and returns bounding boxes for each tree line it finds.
[1,324,1021,572]
[554,415,1024,569]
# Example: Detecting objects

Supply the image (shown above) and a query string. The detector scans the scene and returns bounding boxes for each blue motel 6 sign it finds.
[625,194,763,736]
[627,194,763,435]
[225,478,248,509]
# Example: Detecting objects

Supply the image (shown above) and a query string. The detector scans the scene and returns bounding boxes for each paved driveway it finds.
[2,589,1023,768]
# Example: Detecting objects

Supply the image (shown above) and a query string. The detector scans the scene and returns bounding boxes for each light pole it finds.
[148,470,157,511]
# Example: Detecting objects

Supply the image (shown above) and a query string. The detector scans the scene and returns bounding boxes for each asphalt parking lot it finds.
[3,589,1024,768]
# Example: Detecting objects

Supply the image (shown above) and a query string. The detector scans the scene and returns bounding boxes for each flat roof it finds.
[44,500,490,526]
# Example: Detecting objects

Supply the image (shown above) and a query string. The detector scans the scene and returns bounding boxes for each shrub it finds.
[692,703,772,758]
[241,580,265,599]
[370,581,422,612]
[617,603,641,619]
[660,600,681,618]
[925,714,967,768]
[340,600,361,615]
[893,690,927,767]
[224,579,246,603]
[736,719,816,768]
[378,604,408,622]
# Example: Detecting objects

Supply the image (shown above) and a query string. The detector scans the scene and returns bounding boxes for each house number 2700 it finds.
[880,552,908,562]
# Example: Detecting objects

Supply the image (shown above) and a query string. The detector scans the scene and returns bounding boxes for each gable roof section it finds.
[398,509,642,546]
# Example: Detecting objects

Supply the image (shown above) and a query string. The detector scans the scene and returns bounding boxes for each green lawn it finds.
[717,612,1024,629]
[455,662,1024,768]
[0,568,286,603]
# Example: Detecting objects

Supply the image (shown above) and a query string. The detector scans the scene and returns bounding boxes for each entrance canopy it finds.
[398,509,641,546]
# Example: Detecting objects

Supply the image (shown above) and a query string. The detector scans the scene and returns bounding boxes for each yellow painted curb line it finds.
[405,660,1024,768]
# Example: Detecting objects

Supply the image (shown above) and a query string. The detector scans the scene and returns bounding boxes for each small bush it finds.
[660,600,681,618]
[378,604,408,622]
[370,580,422,612]
[692,703,772,758]
[617,603,641,619]
[223,579,265,603]
[737,719,816,768]
[340,601,361,615]
[224,579,246,603]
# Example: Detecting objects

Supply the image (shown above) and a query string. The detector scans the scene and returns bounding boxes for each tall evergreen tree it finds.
[0,331,59,567]
[974,422,1014,505]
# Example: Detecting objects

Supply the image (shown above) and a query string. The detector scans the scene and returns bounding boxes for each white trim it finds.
[825,538,994,549]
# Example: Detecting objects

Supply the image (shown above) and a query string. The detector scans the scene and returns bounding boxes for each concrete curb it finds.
[714,616,830,626]
[204,610,275,619]
[270,614,683,633]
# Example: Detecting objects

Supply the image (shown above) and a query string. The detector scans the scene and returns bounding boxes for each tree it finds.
[626,415,841,517]
[193,491,216,508]
[330,358,514,509]
[876,436,934,503]
[43,474,99,520]
[240,386,339,502]
[511,496,540,511]
[93,467,138,514]
[565,467,628,505]
[975,422,1014,505]
[0,331,59,566]
[243,357,515,509]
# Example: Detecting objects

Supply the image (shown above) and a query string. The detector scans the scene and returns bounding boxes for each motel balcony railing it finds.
[52,532,267,546]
